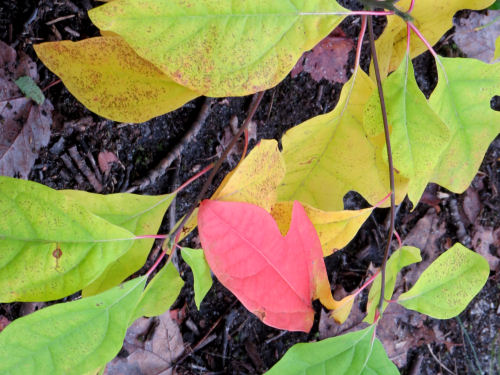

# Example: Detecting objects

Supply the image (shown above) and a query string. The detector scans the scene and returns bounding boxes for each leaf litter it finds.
[0,40,52,178]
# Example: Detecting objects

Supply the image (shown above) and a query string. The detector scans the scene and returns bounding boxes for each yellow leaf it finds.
[34,36,198,122]
[373,0,495,76]
[213,139,286,211]
[271,201,374,256]
[277,70,407,211]
[179,140,286,241]
[330,294,355,324]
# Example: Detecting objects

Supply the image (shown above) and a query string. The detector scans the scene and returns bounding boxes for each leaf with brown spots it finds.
[35,36,199,122]
[89,0,347,96]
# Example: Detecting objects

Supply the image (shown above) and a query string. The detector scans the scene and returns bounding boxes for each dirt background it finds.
[0,0,499,374]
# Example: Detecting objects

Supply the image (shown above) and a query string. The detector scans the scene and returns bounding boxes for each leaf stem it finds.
[169,92,265,245]
[367,15,396,316]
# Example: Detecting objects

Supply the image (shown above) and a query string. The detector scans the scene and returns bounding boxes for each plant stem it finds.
[169,92,265,244]
[367,15,396,317]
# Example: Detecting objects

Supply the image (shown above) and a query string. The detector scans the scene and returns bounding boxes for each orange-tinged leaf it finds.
[330,294,355,324]
[198,200,336,332]
[34,37,199,122]
[271,201,373,256]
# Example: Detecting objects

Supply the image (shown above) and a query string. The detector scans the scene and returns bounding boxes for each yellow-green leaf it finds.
[0,177,134,302]
[265,326,399,375]
[271,201,373,256]
[429,57,500,193]
[132,263,184,321]
[181,247,213,310]
[364,246,421,324]
[89,0,347,96]
[495,35,500,60]
[364,54,450,205]
[277,70,408,211]
[34,36,199,122]
[60,190,175,297]
[372,0,495,76]
[398,243,489,319]
[0,276,146,375]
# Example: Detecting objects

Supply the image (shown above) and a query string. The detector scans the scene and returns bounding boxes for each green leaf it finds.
[0,276,146,375]
[181,247,213,309]
[277,70,408,211]
[364,246,421,324]
[14,76,45,105]
[132,263,184,321]
[61,189,175,297]
[88,0,347,96]
[0,177,134,302]
[429,57,500,193]
[364,54,450,205]
[265,326,399,375]
[398,243,489,319]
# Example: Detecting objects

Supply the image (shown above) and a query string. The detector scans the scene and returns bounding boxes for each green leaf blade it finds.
[132,263,184,321]
[61,190,175,297]
[365,246,421,324]
[181,247,213,309]
[89,0,347,96]
[364,54,450,205]
[429,57,500,193]
[265,326,399,375]
[0,277,146,375]
[0,177,134,302]
[398,243,489,319]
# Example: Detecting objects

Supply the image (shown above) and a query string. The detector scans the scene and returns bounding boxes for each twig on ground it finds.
[126,97,214,192]
[68,146,103,192]
[427,344,457,375]
[60,153,85,186]
[46,15,76,25]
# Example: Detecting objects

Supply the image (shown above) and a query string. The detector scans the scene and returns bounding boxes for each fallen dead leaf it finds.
[471,226,500,271]
[105,312,184,375]
[0,40,53,178]
[98,150,119,174]
[291,29,354,83]
[454,10,500,63]
[376,303,437,368]
[462,186,481,224]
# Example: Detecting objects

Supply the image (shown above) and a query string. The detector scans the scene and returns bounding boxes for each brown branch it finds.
[367,15,396,316]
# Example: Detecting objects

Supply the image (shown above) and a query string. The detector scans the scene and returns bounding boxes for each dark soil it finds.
[1,1,499,374]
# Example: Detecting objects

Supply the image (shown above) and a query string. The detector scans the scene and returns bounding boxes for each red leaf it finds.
[198,200,335,332]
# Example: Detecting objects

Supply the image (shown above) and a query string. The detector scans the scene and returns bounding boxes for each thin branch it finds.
[169,92,265,244]
[367,15,396,317]
[126,97,214,193]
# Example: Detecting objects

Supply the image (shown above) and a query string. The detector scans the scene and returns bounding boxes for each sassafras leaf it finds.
[34,37,198,122]
[364,54,450,205]
[0,177,134,302]
[89,0,347,96]
[198,200,337,332]
[0,277,146,375]
[265,326,399,375]
[398,243,489,319]
[429,57,500,193]
[181,247,213,310]
[277,70,408,211]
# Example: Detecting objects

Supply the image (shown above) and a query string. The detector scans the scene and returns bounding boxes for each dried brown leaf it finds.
[291,30,354,83]
[0,41,53,178]
[105,312,184,375]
